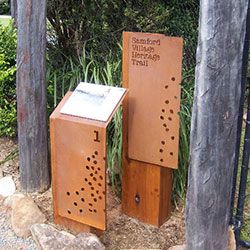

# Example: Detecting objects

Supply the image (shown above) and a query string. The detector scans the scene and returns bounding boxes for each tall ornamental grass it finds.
[47,46,194,200]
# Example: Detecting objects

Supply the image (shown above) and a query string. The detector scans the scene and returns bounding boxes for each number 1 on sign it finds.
[94,130,100,142]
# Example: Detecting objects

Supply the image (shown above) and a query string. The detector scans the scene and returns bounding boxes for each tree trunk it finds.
[10,0,17,26]
[186,1,248,249]
[16,0,50,192]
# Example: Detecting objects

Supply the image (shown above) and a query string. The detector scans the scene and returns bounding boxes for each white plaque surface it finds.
[60,82,126,122]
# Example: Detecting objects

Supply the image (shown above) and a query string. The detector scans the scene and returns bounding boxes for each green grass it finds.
[47,46,195,201]
[0,15,11,26]
[235,127,250,241]
[241,164,250,241]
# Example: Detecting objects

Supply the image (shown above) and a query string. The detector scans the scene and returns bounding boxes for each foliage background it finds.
[0,0,200,200]
[0,22,16,137]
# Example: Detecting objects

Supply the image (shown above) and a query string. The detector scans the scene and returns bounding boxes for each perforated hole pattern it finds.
[159,78,180,163]
[65,149,105,221]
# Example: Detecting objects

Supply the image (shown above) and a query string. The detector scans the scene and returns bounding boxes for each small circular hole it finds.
[162,109,165,113]
[165,100,169,104]
[165,85,169,89]
[160,116,164,120]
[87,157,91,161]
[102,191,105,195]
[79,209,83,213]
[89,203,93,206]
[170,152,174,156]
[163,123,167,127]
[86,166,90,170]
[166,128,169,132]
[89,209,93,212]
[94,209,97,213]
[95,171,98,174]
[161,141,165,145]
[98,183,102,187]
[67,210,71,214]
[90,173,94,177]
[84,178,88,182]
[66,192,70,196]
[93,160,97,165]
[74,202,77,206]
[92,155,95,158]
[91,166,95,170]
[93,177,97,181]
[76,191,79,195]
[97,167,101,171]
[81,187,84,191]
[96,190,99,194]
[99,196,102,200]
[99,176,103,180]
[94,198,97,202]
[160,159,163,162]
[94,151,98,155]
[159,149,163,153]
[81,198,85,202]
[91,193,94,197]
[170,109,174,114]
[88,182,92,186]
[171,136,175,140]
[168,117,172,121]
[171,77,175,81]
[91,187,94,190]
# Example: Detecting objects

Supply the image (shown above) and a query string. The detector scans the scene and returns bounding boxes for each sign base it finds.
[122,159,173,227]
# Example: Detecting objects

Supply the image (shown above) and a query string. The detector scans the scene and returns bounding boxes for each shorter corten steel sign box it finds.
[50,82,127,232]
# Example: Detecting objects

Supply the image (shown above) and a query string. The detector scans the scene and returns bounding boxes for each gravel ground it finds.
[0,197,36,250]
[0,137,186,249]
[0,138,36,250]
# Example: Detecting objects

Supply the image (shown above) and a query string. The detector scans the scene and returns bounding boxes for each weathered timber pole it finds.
[10,0,17,26]
[16,0,50,192]
[186,1,248,249]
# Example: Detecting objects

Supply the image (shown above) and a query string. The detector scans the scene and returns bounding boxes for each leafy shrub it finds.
[46,0,199,199]
[0,22,17,137]
[0,0,10,15]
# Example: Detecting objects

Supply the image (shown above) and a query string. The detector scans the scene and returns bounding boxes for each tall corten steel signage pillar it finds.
[122,32,183,226]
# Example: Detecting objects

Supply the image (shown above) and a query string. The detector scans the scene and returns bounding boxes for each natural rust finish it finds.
[122,32,183,226]
[50,90,127,232]
[124,31,183,169]
[51,93,107,231]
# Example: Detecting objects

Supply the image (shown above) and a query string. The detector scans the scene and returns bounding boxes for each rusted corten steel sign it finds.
[50,84,127,232]
[122,32,183,226]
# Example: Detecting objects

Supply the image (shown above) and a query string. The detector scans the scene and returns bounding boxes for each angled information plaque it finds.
[50,82,127,232]
[60,82,127,122]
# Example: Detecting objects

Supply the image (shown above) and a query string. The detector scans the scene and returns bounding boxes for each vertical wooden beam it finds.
[10,0,17,26]
[186,0,248,249]
[16,0,50,192]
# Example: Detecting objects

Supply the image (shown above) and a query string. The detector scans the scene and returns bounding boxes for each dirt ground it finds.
[0,137,185,249]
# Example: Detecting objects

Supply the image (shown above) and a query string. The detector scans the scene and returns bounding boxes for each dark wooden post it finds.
[10,0,17,26]
[16,0,50,192]
[186,1,248,249]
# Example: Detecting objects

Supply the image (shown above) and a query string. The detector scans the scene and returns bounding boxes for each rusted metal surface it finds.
[123,32,183,169]
[50,90,127,231]
[50,93,107,230]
